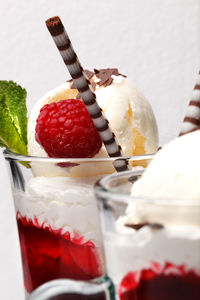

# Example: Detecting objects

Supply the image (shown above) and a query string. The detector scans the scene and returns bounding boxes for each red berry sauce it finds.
[42,293,107,300]
[17,213,103,293]
[119,262,200,300]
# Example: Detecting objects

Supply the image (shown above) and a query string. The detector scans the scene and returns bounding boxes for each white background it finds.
[0,0,200,299]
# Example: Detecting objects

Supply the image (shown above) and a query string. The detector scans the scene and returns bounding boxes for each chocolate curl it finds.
[179,71,200,136]
[46,16,129,172]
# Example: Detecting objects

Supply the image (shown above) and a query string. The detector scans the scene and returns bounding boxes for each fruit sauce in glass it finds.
[17,214,102,293]
[119,262,200,300]
[47,293,107,300]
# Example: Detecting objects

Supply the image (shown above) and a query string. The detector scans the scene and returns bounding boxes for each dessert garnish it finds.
[70,68,126,90]
[0,81,27,154]
[70,68,126,99]
[45,16,129,172]
[35,99,102,158]
[125,222,164,231]
[94,68,126,87]
[119,262,200,300]
[179,71,200,136]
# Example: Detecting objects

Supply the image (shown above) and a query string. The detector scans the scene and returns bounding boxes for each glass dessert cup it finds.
[95,170,200,300]
[3,150,153,298]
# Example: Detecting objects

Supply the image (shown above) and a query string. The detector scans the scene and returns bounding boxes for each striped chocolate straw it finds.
[179,71,200,136]
[45,16,129,172]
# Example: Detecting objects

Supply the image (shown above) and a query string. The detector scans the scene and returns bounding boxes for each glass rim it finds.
[95,169,200,207]
[28,278,109,300]
[3,149,154,163]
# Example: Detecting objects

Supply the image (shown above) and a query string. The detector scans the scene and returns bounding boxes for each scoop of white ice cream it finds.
[131,130,200,200]
[94,75,158,157]
[28,70,158,176]
[125,130,200,226]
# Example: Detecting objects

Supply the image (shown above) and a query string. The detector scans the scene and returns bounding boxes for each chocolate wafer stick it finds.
[45,16,129,172]
[179,71,200,136]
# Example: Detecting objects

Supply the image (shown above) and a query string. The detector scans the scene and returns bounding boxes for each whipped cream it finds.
[14,176,103,249]
[105,224,200,285]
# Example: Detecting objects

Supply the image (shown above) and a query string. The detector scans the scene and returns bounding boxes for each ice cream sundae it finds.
[17,65,157,293]
[1,16,158,296]
[116,131,200,300]
[96,72,200,300]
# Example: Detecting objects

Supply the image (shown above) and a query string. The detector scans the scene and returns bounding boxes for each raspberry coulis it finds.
[43,293,107,300]
[119,262,200,300]
[17,213,102,293]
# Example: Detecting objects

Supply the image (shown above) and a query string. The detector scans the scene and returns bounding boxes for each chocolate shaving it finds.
[110,68,119,76]
[94,68,126,87]
[85,69,94,80]
[104,77,113,87]
[69,68,126,91]
[97,69,114,86]
[125,222,164,231]
[91,81,96,90]
[119,73,127,78]
[126,222,149,230]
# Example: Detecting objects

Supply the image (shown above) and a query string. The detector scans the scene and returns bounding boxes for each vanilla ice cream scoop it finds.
[124,130,200,226]
[131,130,200,200]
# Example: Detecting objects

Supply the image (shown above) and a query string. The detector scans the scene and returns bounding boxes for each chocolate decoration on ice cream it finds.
[72,68,125,101]
[85,69,94,80]
[46,16,129,172]
[70,68,125,91]
[179,71,200,136]
[125,222,164,231]
[94,68,126,87]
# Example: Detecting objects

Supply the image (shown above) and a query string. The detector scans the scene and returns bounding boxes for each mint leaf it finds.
[0,81,27,155]
[0,140,6,147]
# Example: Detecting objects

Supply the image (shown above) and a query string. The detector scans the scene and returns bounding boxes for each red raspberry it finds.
[35,99,102,158]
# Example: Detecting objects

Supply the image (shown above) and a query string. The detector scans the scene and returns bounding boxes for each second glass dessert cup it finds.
[95,170,200,300]
[3,150,152,299]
